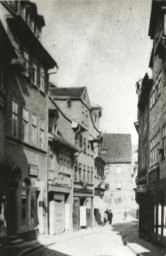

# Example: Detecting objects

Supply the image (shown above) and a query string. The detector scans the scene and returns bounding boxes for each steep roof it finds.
[101,133,132,163]
[50,87,86,99]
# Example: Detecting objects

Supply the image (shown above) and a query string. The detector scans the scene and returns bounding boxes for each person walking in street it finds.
[124,211,127,220]
[104,209,109,224]
[108,210,113,225]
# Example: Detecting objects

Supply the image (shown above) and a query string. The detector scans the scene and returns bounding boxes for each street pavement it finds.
[1,210,165,256]
[29,225,135,256]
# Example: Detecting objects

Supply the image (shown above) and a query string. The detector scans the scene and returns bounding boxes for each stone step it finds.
[9,238,24,245]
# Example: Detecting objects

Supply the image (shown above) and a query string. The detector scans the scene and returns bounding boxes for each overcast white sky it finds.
[35,0,153,145]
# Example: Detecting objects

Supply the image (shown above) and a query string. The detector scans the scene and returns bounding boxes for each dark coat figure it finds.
[124,211,127,220]
[108,210,113,224]
[104,209,109,224]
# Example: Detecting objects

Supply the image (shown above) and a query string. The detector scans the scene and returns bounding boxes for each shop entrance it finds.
[49,193,65,234]
[73,198,80,230]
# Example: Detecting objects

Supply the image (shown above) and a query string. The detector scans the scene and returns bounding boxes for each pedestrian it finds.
[104,209,109,224]
[124,211,127,220]
[108,210,113,225]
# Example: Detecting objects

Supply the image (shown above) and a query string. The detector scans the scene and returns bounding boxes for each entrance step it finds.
[9,238,23,245]
[8,235,24,245]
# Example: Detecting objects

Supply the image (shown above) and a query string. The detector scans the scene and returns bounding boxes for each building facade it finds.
[101,134,133,212]
[136,0,166,247]
[135,74,152,239]
[50,87,103,230]
[0,0,57,240]
[47,97,78,234]
[148,0,166,246]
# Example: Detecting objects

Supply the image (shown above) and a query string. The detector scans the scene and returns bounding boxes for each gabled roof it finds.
[148,0,166,39]
[101,133,132,163]
[50,87,86,99]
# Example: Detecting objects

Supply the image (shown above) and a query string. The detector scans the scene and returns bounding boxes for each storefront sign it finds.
[29,165,38,177]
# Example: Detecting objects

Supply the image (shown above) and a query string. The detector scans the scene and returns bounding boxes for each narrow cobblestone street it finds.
[28,226,135,256]
[23,212,165,256]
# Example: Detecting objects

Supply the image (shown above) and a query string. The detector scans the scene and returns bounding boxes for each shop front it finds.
[48,185,72,235]
[0,164,11,239]
[6,167,41,240]
[73,188,93,230]
[149,180,166,247]
[136,184,148,239]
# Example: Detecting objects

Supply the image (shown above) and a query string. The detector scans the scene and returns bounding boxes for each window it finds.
[163,124,166,158]
[21,179,30,225]
[74,162,77,181]
[31,197,35,219]
[79,134,82,149]
[150,132,160,167]
[59,151,63,165]
[79,163,82,182]
[40,67,45,92]
[40,120,44,149]
[164,206,166,237]
[32,114,37,146]
[30,17,35,31]
[23,50,29,77]
[21,190,27,223]
[83,138,86,154]
[87,166,90,183]
[67,154,71,169]
[75,133,79,146]
[87,142,91,155]
[91,167,93,183]
[12,101,18,137]
[49,151,54,171]
[116,183,121,190]
[150,70,162,110]
[116,167,121,174]
[22,109,29,143]
[31,62,38,86]
[83,165,86,182]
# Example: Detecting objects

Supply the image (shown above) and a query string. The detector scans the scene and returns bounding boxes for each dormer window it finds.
[31,62,38,86]
[23,50,29,77]
[21,6,26,19]
[40,67,45,93]
[36,27,41,40]
[30,17,35,32]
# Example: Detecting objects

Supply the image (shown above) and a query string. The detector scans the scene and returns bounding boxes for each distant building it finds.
[101,133,133,211]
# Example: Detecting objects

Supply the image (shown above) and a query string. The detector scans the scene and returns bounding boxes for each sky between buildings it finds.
[35,0,153,145]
